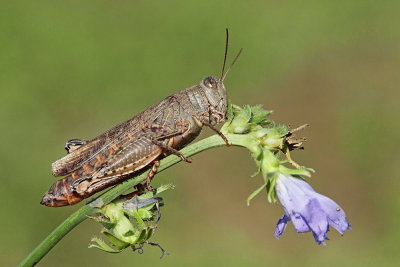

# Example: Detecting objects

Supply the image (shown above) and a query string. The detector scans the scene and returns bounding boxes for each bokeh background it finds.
[1,0,399,266]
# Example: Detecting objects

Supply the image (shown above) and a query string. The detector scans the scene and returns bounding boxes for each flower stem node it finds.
[88,184,174,256]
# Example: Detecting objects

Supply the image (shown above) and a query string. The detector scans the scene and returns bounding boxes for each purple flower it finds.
[274,174,351,245]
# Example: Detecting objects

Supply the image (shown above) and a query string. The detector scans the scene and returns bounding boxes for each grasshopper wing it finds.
[42,136,163,207]
[51,96,178,177]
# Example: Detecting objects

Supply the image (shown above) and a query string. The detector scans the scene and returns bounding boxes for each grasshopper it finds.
[41,29,242,207]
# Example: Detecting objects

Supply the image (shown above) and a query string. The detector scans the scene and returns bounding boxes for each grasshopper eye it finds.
[203,76,218,89]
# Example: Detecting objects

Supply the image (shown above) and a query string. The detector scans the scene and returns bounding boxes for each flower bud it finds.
[89,184,173,253]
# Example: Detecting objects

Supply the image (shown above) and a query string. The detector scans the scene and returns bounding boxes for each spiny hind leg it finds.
[65,139,87,153]
[120,160,160,196]
[152,140,192,163]
[145,160,160,192]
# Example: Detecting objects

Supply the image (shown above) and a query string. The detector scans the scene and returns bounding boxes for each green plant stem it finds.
[19,134,247,267]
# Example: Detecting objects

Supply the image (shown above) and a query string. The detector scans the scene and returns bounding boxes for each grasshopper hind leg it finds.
[152,140,192,163]
[145,160,160,192]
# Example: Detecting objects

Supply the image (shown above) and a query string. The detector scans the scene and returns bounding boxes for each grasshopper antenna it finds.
[220,28,229,80]
[221,47,243,82]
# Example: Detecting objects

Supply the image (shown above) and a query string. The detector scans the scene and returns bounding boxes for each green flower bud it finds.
[261,150,280,176]
[249,105,272,125]
[225,105,252,133]
[89,184,174,254]
[221,104,310,206]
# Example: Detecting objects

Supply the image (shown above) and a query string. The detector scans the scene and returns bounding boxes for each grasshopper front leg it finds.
[201,120,230,146]
[193,116,230,146]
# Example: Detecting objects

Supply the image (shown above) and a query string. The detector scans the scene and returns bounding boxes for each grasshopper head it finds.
[198,29,242,124]
[200,76,228,120]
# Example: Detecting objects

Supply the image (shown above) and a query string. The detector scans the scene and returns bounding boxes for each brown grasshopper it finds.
[41,30,242,207]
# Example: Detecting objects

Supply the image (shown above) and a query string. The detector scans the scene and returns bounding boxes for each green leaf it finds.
[279,165,314,177]
[246,182,267,206]
[266,178,278,203]
[156,184,175,194]
[135,229,150,244]
[102,231,131,250]
[250,165,261,177]
[226,101,234,122]
[229,105,252,133]
[130,210,146,228]
[123,230,135,237]
[89,237,123,253]
[87,215,116,230]
[250,105,272,125]
[137,209,153,219]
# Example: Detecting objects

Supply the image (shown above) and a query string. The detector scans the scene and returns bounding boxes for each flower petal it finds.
[302,199,329,245]
[316,194,352,234]
[275,175,311,214]
[290,212,310,233]
[274,174,351,245]
[274,214,290,238]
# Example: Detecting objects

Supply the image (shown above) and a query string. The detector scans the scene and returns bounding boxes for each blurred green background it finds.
[1,0,399,266]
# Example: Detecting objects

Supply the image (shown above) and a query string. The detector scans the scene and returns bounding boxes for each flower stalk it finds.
[18,133,254,267]
[18,104,350,266]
